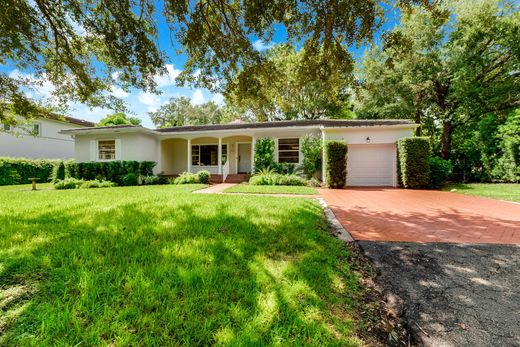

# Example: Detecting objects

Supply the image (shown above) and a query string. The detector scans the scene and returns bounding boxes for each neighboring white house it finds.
[60,119,418,187]
[1,115,94,159]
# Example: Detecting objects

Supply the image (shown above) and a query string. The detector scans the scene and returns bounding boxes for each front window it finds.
[278,138,299,163]
[98,140,116,160]
[192,144,227,166]
[32,123,41,136]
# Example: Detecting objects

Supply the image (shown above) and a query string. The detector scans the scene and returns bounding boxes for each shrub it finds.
[75,161,156,185]
[397,137,430,188]
[196,170,210,184]
[51,161,66,182]
[139,161,156,176]
[254,137,276,172]
[64,160,79,178]
[249,168,307,186]
[54,178,116,189]
[307,177,321,187]
[325,141,347,188]
[276,162,304,176]
[122,173,139,186]
[429,156,452,187]
[172,172,200,184]
[143,175,159,185]
[301,134,323,178]
[0,157,60,185]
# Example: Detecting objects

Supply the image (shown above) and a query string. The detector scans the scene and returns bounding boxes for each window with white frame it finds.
[98,140,116,160]
[278,138,300,163]
[32,123,41,136]
[192,144,227,166]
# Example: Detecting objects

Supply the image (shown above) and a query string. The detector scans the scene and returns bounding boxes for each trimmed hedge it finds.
[325,141,348,188]
[429,156,452,187]
[73,161,156,185]
[0,157,60,185]
[397,137,430,188]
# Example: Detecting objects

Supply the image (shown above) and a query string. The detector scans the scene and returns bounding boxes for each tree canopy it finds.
[225,44,354,121]
[97,113,141,127]
[148,97,226,128]
[355,0,520,159]
[1,0,432,125]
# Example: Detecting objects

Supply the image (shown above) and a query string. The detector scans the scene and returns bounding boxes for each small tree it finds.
[254,138,276,172]
[301,134,323,179]
[51,161,66,182]
[325,141,348,188]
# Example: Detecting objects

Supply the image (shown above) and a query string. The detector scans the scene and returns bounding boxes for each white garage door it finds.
[347,144,396,186]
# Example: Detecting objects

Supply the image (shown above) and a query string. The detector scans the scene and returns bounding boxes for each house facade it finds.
[60,119,418,186]
[1,115,94,159]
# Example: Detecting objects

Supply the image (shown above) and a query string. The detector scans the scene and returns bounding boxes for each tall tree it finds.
[225,44,355,121]
[2,0,432,125]
[97,113,141,126]
[355,0,520,159]
[148,97,224,127]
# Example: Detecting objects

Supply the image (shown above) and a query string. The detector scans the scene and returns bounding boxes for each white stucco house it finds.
[60,119,418,186]
[1,115,94,159]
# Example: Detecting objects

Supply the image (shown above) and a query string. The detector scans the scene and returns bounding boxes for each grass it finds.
[443,183,520,202]
[225,184,318,195]
[0,184,368,346]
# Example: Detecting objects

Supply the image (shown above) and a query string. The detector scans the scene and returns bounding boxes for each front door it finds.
[237,143,252,173]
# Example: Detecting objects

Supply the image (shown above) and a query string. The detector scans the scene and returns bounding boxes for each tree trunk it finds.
[440,120,454,159]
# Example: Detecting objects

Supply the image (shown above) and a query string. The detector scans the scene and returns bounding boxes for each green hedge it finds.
[397,137,430,188]
[0,157,60,185]
[325,141,347,188]
[73,161,156,185]
[254,137,276,172]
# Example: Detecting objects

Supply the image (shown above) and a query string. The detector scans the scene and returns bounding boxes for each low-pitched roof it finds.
[43,113,95,127]
[61,119,416,135]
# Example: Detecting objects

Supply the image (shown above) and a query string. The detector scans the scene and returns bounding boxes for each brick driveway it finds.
[319,188,520,244]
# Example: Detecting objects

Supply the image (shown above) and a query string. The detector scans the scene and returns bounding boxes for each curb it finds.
[317,198,354,242]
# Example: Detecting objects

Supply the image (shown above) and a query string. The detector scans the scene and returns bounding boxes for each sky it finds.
[1,2,400,128]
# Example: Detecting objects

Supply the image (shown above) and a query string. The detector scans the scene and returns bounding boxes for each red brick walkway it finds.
[319,188,520,244]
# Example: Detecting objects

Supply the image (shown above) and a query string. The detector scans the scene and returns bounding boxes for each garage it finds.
[346,144,397,186]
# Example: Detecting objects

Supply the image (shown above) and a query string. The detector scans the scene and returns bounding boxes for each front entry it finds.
[237,143,252,173]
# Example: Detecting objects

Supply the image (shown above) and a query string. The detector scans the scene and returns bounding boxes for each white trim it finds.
[218,137,222,174]
[277,137,300,164]
[187,138,191,173]
[190,142,228,168]
[94,138,118,162]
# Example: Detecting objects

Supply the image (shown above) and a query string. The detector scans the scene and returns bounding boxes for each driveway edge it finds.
[317,198,354,242]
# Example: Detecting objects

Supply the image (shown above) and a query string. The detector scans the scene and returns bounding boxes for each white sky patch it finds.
[9,69,55,98]
[253,39,273,51]
[138,91,161,112]
[110,86,129,98]
[212,93,224,105]
[193,69,201,78]
[191,89,205,105]
[154,64,181,87]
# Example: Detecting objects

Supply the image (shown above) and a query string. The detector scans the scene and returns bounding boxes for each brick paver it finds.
[319,188,520,244]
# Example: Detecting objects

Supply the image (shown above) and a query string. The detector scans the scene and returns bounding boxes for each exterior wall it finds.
[323,127,414,144]
[0,118,84,159]
[75,132,160,172]
[161,138,187,175]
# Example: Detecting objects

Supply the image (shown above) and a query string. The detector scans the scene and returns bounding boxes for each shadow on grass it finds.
[0,192,362,346]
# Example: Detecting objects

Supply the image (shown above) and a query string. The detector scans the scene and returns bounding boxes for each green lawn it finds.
[0,184,368,346]
[225,184,318,195]
[444,183,520,202]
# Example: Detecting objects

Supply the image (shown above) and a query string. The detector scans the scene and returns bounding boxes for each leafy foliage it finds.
[301,134,323,178]
[1,0,165,123]
[225,45,355,121]
[495,110,520,182]
[51,161,66,182]
[355,0,520,159]
[97,113,141,126]
[397,137,430,188]
[54,178,116,189]
[253,138,276,173]
[249,172,307,186]
[0,157,59,185]
[325,141,347,188]
[75,161,156,185]
[429,156,452,187]
[172,170,210,185]
[149,97,224,127]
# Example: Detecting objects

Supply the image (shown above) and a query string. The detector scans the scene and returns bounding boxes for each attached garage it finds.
[346,144,397,186]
